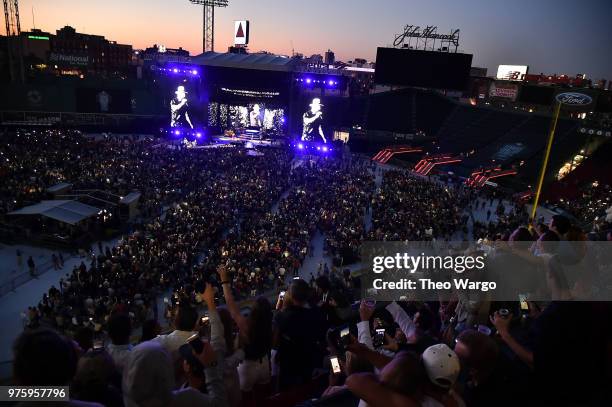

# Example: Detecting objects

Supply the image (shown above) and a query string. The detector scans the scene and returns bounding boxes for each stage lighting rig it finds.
[188,0,229,53]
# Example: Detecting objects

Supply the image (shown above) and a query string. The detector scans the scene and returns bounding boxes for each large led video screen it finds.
[374,48,473,91]
[161,79,204,129]
[208,102,285,135]
[300,97,328,143]
[76,88,132,114]
[205,66,291,106]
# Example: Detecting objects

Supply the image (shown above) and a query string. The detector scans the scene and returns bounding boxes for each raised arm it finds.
[192,341,228,407]
[386,301,416,339]
[203,283,226,354]
[490,311,534,368]
[357,300,375,350]
[346,372,420,407]
[346,341,392,370]
[218,265,248,334]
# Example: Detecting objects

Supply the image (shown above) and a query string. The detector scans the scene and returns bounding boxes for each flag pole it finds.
[530,101,562,221]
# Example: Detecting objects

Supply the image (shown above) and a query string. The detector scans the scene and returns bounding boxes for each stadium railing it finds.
[0,259,54,298]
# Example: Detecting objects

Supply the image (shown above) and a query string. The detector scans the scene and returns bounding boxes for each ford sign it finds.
[555,92,592,106]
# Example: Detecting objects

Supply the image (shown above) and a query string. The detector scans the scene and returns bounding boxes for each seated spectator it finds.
[13,329,103,406]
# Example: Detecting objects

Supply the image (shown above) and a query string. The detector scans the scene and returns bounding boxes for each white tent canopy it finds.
[8,200,100,225]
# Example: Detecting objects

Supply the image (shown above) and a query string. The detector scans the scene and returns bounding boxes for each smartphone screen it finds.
[279,291,286,299]
[376,328,385,336]
[330,356,341,374]
[201,316,209,324]
[519,294,529,311]
[340,327,350,338]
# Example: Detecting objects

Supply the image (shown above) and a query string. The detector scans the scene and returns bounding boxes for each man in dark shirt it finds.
[273,279,327,390]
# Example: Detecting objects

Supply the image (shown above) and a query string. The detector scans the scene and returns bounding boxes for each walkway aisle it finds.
[0,237,120,376]
[297,230,333,281]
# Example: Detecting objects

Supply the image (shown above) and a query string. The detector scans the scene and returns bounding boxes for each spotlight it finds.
[191,70,198,75]
[305,78,312,84]
[322,146,329,152]
[297,143,304,150]
[196,132,202,138]
[173,68,178,73]
[174,130,181,135]
[316,146,321,151]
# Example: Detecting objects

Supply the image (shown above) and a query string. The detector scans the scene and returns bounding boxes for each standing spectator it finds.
[219,266,272,398]
[140,319,162,343]
[27,255,35,277]
[273,279,327,390]
[152,303,198,362]
[52,253,60,270]
[122,340,226,407]
[16,248,23,271]
[106,313,133,373]
[12,329,103,406]
[72,350,123,407]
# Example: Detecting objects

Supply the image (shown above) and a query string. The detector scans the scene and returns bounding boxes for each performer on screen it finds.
[249,104,262,127]
[301,98,327,143]
[170,85,194,129]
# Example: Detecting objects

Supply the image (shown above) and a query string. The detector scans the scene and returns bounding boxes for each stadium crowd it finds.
[4,129,611,406]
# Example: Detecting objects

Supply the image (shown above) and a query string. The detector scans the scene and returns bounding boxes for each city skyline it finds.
[16,0,612,79]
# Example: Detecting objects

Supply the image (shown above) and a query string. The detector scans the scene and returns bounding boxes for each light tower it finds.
[3,0,23,82]
[188,0,228,53]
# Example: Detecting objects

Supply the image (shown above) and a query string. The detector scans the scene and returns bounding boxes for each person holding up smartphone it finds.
[123,334,226,407]
[199,282,243,407]
[218,265,273,399]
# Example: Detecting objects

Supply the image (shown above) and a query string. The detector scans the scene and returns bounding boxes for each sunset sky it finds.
[18,0,612,79]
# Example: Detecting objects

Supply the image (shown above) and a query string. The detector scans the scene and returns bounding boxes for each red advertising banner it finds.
[489,83,518,101]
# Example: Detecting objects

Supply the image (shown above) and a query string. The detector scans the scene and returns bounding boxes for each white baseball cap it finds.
[422,344,461,389]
